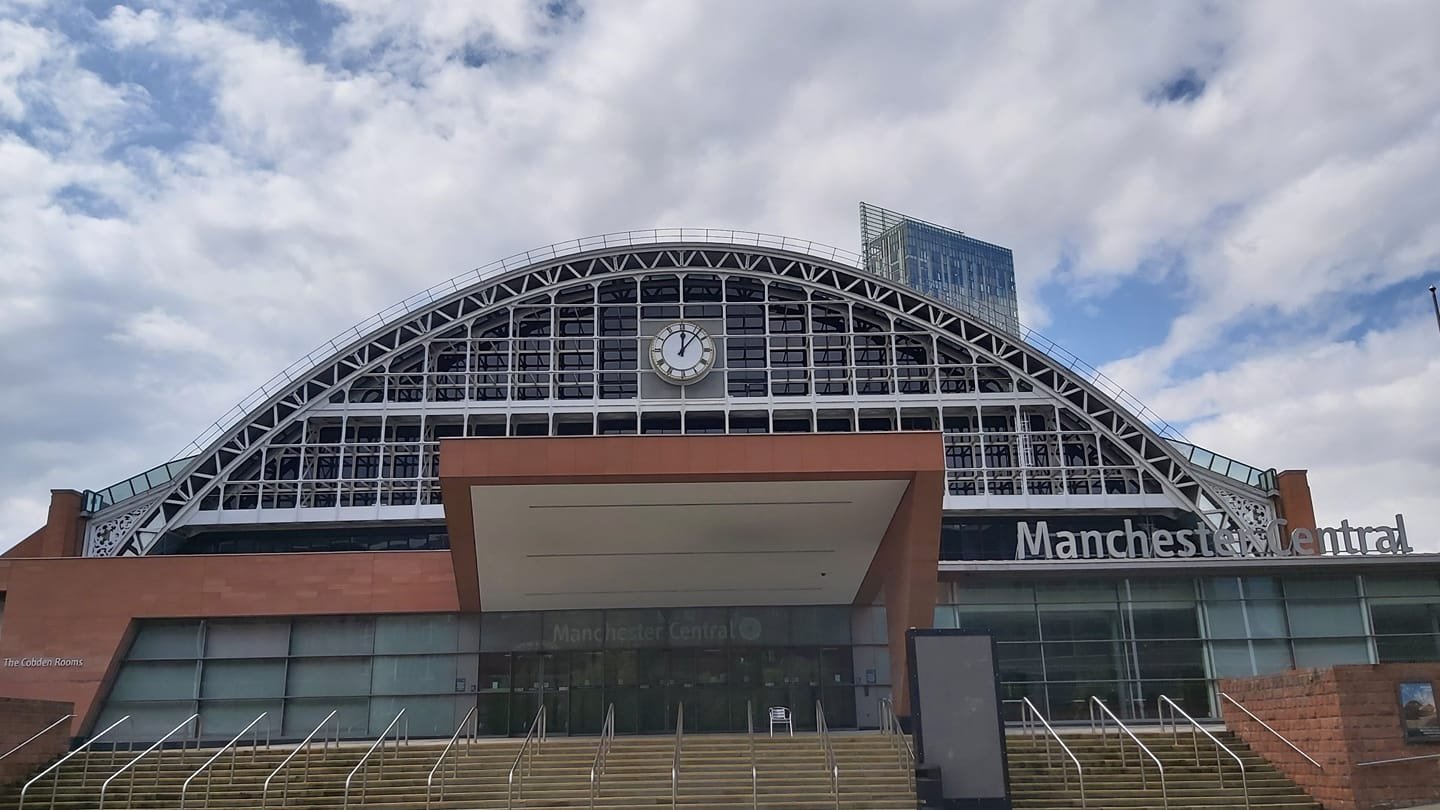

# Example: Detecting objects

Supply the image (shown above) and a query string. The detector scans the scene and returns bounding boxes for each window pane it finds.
[1039,604,1122,641]
[199,700,281,739]
[283,697,369,739]
[1232,601,1289,639]
[1371,601,1440,636]
[1292,638,1370,668]
[205,621,289,659]
[200,659,285,699]
[291,617,374,656]
[1287,600,1366,638]
[1036,582,1117,604]
[129,622,202,660]
[1365,576,1440,598]
[288,657,373,697]
[1209,640,1256,678]
[1135,640,1206,680]
[1042,641,1123,681]
[1130,604,1201,639]
[1252,639,1294,675]
[1284,576,1357,599]
[111,661,197,701]
[995,643,1044,682]
[375,615,458,654]
[1377,635,1440,663]
[371,655,460,695]
[956,606,1038,641]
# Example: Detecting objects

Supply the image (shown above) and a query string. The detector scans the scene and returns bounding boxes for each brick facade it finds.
[0,551,460,736]
[1222,664,1440,810]
[0,698,74,787]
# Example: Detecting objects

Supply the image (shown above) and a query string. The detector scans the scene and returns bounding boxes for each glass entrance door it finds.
[511,652,569,735]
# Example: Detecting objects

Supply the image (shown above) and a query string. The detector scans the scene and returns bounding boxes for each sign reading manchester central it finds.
[1015,515,1412,561]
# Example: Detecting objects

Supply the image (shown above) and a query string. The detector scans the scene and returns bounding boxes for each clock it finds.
[649,321,717,384]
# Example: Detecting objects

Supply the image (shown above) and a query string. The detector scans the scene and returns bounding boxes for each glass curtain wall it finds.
[939,573,1440,722]
[96,607,861,742]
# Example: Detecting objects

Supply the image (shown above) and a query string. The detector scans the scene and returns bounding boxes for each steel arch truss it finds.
[93,244,1266,556]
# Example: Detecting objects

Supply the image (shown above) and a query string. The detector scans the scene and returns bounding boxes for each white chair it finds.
[768,706,793,737]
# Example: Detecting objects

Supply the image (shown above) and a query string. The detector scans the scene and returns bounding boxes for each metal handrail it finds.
[343,709,408,810]
[426,706,478,809]
[99,713,200,810]
[1158,696,1247,808]
[1089,698,1166,809]
[878,697,916,792]
[19,715,133,810]
[1359,752,1440,767]
[589,703,616,809]
[1018,698,1084,808]
[180,711,270,809]
[671,702,684,808]
[1219,692,1323,769]
[815,700,839,810]
[0,715,73,763]
[261,709,339,808]
[507,704,547,810]
[746,700,758,810]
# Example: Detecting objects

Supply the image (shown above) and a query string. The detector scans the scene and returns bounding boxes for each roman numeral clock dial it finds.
[649,321,717,385]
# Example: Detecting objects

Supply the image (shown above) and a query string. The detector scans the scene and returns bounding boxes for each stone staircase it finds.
[1007,729,1321,810]
[0,732,914,810]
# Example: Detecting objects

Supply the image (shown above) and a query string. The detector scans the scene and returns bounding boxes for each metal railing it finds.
[343,709,408,810]
[815,700,839,810]
[1018,698,1083,808]
[1089,697,1166,809]
[180,712,270,809]
[746,700,758,810]
[19,715,133,810]
[261,709,339,808]
[878,698,916,794]
[1159,696,1246,809]
[99,713,200,810]
[426,706,478,809]
[671,702,684,808]
[507,704,547,810]
[590,703,616,809]
[1219,692,1322,769]
[1359,752,1440,767]
[0,715,73,765]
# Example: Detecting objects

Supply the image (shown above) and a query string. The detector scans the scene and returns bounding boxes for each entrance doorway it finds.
[475,647,855,735]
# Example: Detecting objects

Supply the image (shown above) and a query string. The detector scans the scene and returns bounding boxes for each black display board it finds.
[906,629,1012,810]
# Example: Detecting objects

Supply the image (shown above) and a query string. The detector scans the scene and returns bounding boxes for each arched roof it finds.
[88,230,1269,557]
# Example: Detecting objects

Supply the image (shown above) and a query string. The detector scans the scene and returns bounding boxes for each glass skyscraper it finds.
[859,202,1020,333]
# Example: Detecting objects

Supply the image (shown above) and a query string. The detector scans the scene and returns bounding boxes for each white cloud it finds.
[1148,317,1440,548]
[1,1,1439,552]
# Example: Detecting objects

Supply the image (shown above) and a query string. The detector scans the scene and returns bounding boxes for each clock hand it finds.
[678,330,692,356]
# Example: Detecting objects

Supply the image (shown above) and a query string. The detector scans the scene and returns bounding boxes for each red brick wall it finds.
[0,551,459,736]
[0,698,73,787]
[1222,664,1440,810]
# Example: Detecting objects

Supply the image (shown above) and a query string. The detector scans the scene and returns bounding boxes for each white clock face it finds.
[649,321,716,385]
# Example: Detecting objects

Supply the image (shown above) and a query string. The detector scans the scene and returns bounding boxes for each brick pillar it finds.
[1275,470,1318,555]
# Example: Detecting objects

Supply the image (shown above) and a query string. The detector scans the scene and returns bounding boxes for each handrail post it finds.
[344,709,407,810]
[21,715,133,810]
[747,699,758,810]
[672,702,684,808]
[99,713,199,810]
[1090,697,1166,809]
[1158,695,1248,810]
[426,705,478,809]
[507,703,546,810]
[181,711,268,810]
[815,700,839,810]
[261,708,339,810]
[1020,697,1084,809]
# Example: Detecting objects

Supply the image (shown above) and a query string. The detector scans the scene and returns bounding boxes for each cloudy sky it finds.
[1,0,1437,551]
